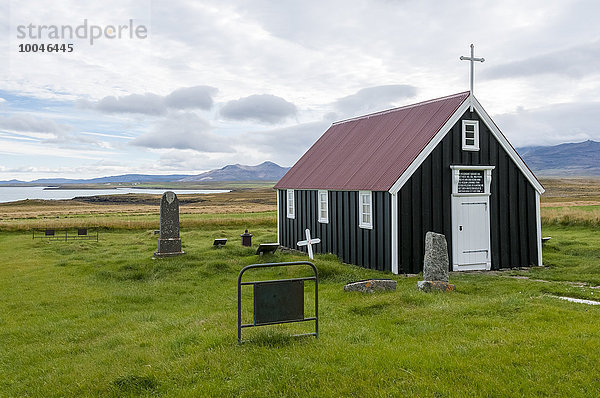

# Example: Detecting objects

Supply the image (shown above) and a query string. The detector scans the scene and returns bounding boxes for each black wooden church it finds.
[274,92,544,274]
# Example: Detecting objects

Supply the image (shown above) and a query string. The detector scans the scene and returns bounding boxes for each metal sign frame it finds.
[237,261,318,344]
[32,228,99,242]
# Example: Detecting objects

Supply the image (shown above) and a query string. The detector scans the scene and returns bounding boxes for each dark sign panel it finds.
[458,170,485,193]
[254,280,304,325]
[255,243,280,255]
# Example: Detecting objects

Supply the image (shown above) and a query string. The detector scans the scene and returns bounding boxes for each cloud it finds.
[156,150,234,173]
[484,40,600,80]
[152,120,331,172]
[81,86,218,115]
[130,112,233,152]
[0,114,104,146]
[4,0,600,181]
[220,94,297,124]
[494,102,600,147]
[334,85,417,117]
[0,136,109,160]
[165,86,218,110]
[94,93,166,115]
[0,114,70,135]
[241,120,331,164]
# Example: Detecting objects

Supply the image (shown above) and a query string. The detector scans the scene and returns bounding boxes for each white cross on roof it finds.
[460,43,485,111]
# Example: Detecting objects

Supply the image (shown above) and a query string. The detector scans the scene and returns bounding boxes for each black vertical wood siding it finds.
[396,109,540,273]
[278,190,392,272]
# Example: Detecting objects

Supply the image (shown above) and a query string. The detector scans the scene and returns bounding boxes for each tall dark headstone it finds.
[154,191,185,258]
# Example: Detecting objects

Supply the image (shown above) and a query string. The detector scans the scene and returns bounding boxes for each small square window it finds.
[462,120,479,151]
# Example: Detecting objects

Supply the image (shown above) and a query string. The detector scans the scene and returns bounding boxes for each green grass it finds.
[541,203,600,227]
[515,225,600,286]
[1,222,600,397]
[544,205,600,212]
[0,210,277,231]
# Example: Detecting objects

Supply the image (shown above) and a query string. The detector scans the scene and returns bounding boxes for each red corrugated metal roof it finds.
[275,92,470,191]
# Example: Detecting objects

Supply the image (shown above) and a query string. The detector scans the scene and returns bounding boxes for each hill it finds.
[180,161,289,182]
[32,174,192,184]
[517,140,600,177]
[0,162,290,185]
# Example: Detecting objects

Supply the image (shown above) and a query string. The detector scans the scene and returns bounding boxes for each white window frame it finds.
[358,191,373,229]
[286,189,295,219]
[318,190,328,223]
[462,120,479,151]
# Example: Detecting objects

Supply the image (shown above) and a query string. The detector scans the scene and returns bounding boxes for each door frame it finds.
[450,165,495,271]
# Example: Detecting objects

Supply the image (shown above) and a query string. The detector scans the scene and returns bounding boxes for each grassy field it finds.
[2,179,600,231]
[0,188,276,231]
[539,178,600,226]
[1,183,600,396]
[538,177,600,201]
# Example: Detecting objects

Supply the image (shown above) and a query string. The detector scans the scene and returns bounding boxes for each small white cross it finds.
[460,43,485,111]
[297,229,321,260]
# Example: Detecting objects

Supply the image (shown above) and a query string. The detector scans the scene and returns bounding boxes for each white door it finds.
[452,196,491,270]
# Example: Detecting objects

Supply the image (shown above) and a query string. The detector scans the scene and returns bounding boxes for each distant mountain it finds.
[0,174,193,185]
[83,174,192,184]
[181,161,290,182]
[29,178,80,184]
[0,162,290,185]
[517,140,600,177]
[0,179,26,185]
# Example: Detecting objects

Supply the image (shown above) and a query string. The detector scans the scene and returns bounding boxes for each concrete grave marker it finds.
[344,279,396,293]
[154,191,185,258]
[417,232,455,292]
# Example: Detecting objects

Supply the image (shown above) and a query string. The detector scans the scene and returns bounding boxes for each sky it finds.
[1,0,599,181]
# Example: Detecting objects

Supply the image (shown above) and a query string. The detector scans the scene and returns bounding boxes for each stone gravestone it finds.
[417,232,455,292]
[154,191,185,258]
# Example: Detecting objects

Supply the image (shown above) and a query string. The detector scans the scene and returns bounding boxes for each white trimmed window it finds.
[318,190,328,223]
[462,120,479,151]
[286,189,295,219]
[358,191,372,229]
